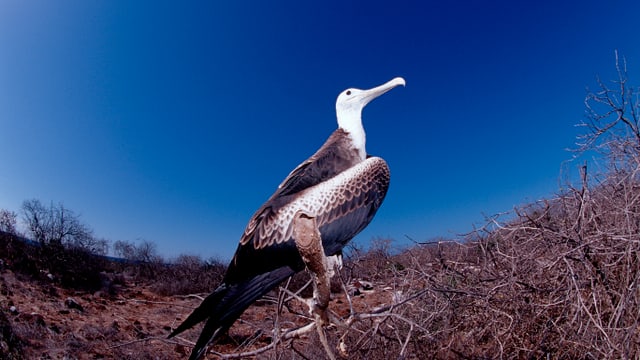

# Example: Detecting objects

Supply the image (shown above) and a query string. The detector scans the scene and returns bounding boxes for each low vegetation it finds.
[1,56,640,359]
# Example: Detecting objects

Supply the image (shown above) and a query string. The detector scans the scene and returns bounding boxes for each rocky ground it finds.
[0,268,392,359]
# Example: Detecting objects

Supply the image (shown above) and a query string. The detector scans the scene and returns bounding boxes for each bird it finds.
[169,77,405,360]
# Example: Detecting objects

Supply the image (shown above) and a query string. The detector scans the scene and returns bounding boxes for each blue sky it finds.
[1,1,639,260]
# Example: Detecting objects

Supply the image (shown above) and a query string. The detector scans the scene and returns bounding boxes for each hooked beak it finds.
[359,77,406,106]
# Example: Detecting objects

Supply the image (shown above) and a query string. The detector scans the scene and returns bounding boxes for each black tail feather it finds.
[169,266,295,360]
[168,285,228,339]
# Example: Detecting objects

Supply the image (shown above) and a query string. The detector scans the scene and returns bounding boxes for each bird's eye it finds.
[346,90,352,95]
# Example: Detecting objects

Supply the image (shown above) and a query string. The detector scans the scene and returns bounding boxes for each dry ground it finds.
[0,266,396,359]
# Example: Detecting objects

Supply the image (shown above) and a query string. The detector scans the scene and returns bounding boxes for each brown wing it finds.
[225,157,390,283]
[271,128,361,199]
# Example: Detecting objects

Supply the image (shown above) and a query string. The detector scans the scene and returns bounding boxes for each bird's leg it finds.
[292,212,337,360]
[292,212,331,324]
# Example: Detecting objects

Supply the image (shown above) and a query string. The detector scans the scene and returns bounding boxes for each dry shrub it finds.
[412,169,640,358]
[44,244,108,292]
[0,230,107,292]
[256,169,640,359]
[343,238,406,282]
[0,231,40,279]
[151,255,226,296]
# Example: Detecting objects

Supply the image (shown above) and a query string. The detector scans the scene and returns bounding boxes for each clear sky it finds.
[1,1,639,260]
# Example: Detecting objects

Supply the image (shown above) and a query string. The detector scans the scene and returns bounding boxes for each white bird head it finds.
[335,77,405,157]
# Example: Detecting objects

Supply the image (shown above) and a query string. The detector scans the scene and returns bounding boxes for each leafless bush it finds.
[21,199,103,253]
[0,216,103,291]
[578,50,640,175]
[113,239,165,281]
[0,210,17,235]
[343,238,405,282]
[10,200,110,290]
[151,255,226,296]
[0,210,27,272]
[416,173,640,358]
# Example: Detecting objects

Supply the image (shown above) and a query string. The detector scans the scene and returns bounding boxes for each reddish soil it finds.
[1,269,392,359]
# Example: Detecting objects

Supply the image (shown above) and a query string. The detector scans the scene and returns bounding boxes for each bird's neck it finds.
[338,115,367,160]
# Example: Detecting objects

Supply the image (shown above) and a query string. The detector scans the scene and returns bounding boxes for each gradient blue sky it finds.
[1,1,639,260]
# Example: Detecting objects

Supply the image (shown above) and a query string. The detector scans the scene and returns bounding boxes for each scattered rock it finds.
[358,280,374,291]
[8,306,17,314]
[348,279,375,296]
[65,297,84,312]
